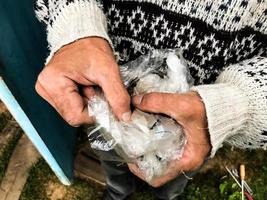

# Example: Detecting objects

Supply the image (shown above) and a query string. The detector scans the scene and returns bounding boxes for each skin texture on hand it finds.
[35,37,131,127]
[128,91,211,187]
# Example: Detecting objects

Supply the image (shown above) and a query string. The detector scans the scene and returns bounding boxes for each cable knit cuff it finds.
[191,83,249,157]
[45,0,113,63]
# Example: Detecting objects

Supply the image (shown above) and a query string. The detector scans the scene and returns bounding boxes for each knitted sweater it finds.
[34,0,267,157]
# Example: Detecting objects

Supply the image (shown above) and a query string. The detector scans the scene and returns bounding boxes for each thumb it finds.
[132,92,178,119]
[99,73,131,122]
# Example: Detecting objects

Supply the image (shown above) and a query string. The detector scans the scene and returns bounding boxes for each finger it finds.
[132,92,178,119]
[56,85,94,126]
[99,70,131,122]
[35,81,57,108]
[37,73,94,127]
[149,162,182,187]
[128,163,146,181]
[150,175,174,188]
[81,86,96,99]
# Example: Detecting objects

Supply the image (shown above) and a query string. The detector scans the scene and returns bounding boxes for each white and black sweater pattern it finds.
[34,0,267,157]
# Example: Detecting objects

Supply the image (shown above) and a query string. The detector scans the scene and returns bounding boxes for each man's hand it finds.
[128,92,211,187]
[35,37,131,127]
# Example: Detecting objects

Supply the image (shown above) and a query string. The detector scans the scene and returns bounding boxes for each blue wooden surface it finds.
[0,1,77,184]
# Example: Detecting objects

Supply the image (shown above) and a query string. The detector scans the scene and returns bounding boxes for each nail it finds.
[133,95,143,105]
[122,112,131,122]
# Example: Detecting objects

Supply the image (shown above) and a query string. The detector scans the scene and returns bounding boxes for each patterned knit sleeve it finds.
[192,56,267,157]
[34,0,112,62]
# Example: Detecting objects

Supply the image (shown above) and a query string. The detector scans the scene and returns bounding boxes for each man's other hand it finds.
[35,37,131,127]
[128,92,211,187]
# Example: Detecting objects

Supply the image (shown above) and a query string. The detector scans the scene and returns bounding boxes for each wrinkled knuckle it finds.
[108,61,118,69]
[183,156,194,170]
[169,109,179,120]
[115,94,130,108]
[196,158,204,167]
[97,68,111,84]
[178,99,190,111]
[35,82,41,94]
[123,94,131,106]
[150,182,162,188]
[177,100,192,118]
[66,119,81,127]
[128,166,134,174]
[65,113,82,127]
[150,93,163,108]
[143,93,157,107]
[189,158,203,171]
[37,67,52,84]
[37,72,46,84]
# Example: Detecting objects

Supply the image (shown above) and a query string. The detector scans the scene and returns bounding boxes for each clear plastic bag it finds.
[88,49,193,182]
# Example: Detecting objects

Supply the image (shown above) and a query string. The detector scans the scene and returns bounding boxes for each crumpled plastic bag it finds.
[88,50,193,181]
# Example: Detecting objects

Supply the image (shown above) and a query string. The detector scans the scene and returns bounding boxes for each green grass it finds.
[181,171,242,200]
[20,159,52,200]
[20,147,267,200]
[20,159,155,200]
[20,159,103,200]
[0,112,11,132]
[0,130,22,182]
[0,106,22,182]
[180,148,267,200]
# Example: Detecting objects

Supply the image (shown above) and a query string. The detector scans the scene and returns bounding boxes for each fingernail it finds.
[133,95,143,105]
[122,112,131,122]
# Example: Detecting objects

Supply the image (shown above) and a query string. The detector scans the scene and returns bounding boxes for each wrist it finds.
[49,37,115,67]
[77,37,114,55]
[186,92,211,157]
[191,83,249,157]
[58,37,113,55]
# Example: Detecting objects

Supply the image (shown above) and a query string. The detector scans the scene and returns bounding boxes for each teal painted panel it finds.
[0,1,77,182]
[0,79,71,185]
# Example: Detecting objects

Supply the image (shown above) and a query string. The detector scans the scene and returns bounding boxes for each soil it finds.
[46,181,67,200]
